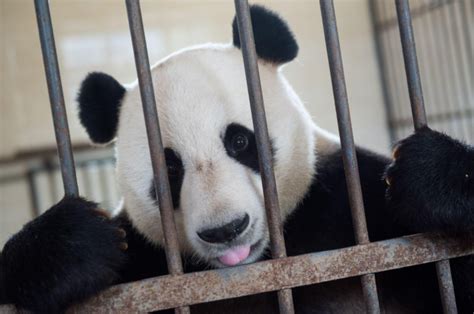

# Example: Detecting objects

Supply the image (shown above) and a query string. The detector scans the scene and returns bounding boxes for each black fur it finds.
[284,146,442,313]
[283,132,472,313]
[77,72,126,144]
[385,127,474,233]
[1,128,472,313]
[149,148,185,209]
[1,197,127,313]
[232,5,298,64]
[223,123,260,173]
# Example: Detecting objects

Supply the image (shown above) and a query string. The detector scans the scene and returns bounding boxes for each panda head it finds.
[77,5,333,267]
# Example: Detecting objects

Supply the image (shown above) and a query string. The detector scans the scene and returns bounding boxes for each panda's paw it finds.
[384,127,474,232]
[1,196,127,313]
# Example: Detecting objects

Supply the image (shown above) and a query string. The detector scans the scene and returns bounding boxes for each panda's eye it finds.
[164,149,183,178]
[224,123,262,173]
[149,148,184,209]
[231,133,249,153]
[167,161,182,177]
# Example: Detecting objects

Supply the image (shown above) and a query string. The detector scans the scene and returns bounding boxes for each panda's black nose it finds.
[197,214,250,244]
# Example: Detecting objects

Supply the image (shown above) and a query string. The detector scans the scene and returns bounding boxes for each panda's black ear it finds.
[77,72,126,144]
[232,5,298,64]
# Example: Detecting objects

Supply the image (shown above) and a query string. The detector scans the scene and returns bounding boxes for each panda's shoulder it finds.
[316,147,390,185]
[283,147,390,254]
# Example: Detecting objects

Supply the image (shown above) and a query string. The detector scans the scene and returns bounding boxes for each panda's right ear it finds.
[77,72,126,144]
[232,5,298,65]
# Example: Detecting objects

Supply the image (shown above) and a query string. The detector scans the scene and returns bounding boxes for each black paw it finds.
[385,127,474,232]
[1,197,127,313]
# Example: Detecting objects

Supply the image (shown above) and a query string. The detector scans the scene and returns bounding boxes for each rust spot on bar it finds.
[66,232,474,313]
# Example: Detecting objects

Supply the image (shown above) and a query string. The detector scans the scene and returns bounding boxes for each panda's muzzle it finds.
[197,214,250,244]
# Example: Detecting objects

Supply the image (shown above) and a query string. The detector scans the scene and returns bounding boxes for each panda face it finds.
[111,45,316,267]
[78,6,339,267]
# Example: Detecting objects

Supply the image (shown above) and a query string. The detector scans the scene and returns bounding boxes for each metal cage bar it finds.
[233,1,294,313]
[394,0,457,312]
[443,0,472,137]
[394,0,427,130]
[71,232,474,312]
[458,0,473,72]
[368,0,397,144]
[319,0,381,313]
[373,0,473,143]
[124,1,190,313]
[34,0,78,197]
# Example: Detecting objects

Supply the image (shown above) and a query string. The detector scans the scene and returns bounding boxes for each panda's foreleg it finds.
[385,127,474,233]
[0,197,128,313]
[384,128,473,312]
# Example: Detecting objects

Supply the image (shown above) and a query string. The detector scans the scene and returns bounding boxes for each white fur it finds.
[114,43,339,266]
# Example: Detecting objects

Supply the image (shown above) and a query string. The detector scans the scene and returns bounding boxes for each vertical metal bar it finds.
[26,170,41,217]
[434,0,468,138]
[380,0,412,141]
[395,1,457,313]
[458,0,472,73]
[97,160,111,208]
[319,1,381,313]
[446,0,473,138]
[233,1,294,313]
[44,159,60,202]
[422,4,457,135]
[101,160,118,210]
[82,163,93,200]
[436,259,458,314]
[125,1,189,314]
[382,1,406,141]
[34,0,79,197]
[394,0,428,130]
[369,0,397,144]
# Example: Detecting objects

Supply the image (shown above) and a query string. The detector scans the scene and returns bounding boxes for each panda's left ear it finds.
[232,5,298,65]
[77,72,126,144]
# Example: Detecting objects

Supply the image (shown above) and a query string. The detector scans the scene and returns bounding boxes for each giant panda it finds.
[1,5,473,314]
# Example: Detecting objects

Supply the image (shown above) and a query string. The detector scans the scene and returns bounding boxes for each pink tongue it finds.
[218,245,251,266]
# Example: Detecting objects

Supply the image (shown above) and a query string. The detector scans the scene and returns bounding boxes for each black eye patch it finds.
[223,123,265,173]
[149,148,184,209]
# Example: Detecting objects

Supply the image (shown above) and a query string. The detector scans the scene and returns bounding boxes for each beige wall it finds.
[0,0,389,245]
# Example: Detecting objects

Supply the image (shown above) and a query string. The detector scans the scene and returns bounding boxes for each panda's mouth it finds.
[212,239,264,267]
[195,218,267,268]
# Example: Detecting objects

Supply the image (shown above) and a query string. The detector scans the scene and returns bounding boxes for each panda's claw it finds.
[116,227,127,239]
[119,242,129,251]
[93,207,111,219]
[391,144,401,160]
[384,160,398,188]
